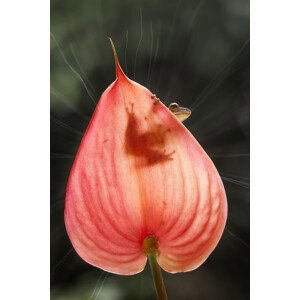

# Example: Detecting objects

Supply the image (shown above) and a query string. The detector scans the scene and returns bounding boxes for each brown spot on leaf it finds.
[125,108,174,166]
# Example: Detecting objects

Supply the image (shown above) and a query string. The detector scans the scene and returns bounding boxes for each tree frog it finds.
[168,103,191,122]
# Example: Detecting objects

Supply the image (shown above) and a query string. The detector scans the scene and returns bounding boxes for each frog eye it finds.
[169,103,179,110]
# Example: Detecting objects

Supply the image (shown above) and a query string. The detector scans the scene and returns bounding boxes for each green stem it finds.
[148,252,168,300]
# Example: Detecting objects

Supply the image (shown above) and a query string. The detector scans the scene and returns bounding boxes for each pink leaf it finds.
[65,40,227,275]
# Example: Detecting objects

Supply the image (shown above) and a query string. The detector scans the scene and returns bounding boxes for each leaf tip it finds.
[108,37,126,80]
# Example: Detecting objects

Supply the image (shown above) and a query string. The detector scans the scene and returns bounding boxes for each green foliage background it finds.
[51,0,249,299]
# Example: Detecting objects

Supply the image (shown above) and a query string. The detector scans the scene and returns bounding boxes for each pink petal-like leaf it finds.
[65,42,227,275]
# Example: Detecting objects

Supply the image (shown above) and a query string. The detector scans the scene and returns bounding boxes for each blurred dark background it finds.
[50,0,249,299]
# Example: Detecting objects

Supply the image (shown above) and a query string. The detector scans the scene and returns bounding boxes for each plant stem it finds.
[148,252,168,300]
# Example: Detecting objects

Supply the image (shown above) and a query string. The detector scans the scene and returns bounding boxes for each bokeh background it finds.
[51,0,249,299]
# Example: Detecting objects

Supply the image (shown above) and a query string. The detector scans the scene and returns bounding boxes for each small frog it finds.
[168,102,191,122]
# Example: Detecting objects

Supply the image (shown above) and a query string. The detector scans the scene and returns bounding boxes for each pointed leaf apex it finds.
[108,37,127,80]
